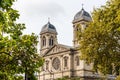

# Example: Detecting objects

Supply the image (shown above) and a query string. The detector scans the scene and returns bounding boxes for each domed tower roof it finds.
[40,22,57,35]
[73,8,92,23]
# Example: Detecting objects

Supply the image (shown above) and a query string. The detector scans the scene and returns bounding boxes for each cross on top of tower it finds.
[82,3,84,9]
[48,17,50,23]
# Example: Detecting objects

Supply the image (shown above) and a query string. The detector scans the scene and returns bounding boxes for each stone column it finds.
[69,49,74,77]
[46,34,50,48]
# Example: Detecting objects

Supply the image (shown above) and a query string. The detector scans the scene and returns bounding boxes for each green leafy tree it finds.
[116,75,120,80]
[78,0,120,75]
[0,0,44,79]
[56,77,80,80]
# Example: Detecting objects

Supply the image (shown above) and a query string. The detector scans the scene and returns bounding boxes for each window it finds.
[46,61,49,70]
[52,57,60,70]
[64,56,68,67]
[51,39,53,45]
[42,36,46,46]
[75,56,79,66]
[41,66,44,71]
[49,36,54,46]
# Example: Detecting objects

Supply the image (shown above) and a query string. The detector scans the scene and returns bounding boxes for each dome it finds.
[40,22,57,34]
[73,8,92,23]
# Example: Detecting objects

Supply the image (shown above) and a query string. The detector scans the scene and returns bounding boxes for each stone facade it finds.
[37,8,98,80]
[38,46,94,80]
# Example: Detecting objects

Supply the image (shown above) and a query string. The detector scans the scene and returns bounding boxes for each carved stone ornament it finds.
[52,57,60,70]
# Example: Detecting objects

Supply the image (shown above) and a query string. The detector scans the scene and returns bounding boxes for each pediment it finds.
[43,44,72,57]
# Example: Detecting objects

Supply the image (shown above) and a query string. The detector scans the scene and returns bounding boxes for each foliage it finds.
[56,76,69,80]
[116,75,120,80]
[0,0,44,79]
[78,0,120,75]
[56,77,80,80]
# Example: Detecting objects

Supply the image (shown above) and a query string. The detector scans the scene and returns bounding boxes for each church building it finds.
[37,8,95,80]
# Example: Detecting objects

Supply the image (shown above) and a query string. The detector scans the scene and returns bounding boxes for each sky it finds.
[13,0,107,46]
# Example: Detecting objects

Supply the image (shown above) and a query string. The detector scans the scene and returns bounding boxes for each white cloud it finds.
[27,2,65,17]
[13,0,107,46]
[14,0,65,17]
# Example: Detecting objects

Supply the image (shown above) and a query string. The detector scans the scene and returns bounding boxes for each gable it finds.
[43,44,72,57]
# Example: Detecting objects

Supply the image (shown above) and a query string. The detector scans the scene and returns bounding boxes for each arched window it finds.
[49,36,54,46]
[51,39,53,45]
[42,36,46,46]
[41,66,44,71]
[46,60,49,70]
[75,56,80,66]
[64,56,68,67]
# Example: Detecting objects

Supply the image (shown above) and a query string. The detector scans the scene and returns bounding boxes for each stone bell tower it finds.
[72,7,92,48]
[40,21,58,55]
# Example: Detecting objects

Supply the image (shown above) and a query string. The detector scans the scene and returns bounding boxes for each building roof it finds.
[73,8,92,23]
[41,44,74,57]
[40,22,57,35]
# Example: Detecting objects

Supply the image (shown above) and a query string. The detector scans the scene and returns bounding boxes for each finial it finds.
[82,3,84,9]
[48,17,50,23]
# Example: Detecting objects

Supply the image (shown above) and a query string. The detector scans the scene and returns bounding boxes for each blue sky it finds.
[13,0,107,46]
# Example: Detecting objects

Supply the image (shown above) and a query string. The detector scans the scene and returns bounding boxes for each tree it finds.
[0,0,44,79]
[116,75,120,80]
[56,77,80,80]
[78,0,120,75]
